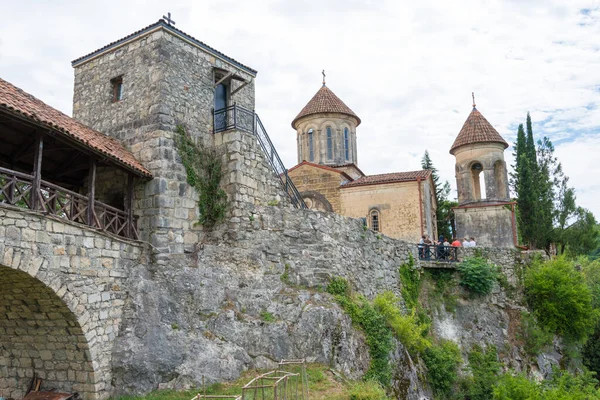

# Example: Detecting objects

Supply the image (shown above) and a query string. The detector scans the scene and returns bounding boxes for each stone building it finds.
[288,83,438,243]
[450,99,517,247]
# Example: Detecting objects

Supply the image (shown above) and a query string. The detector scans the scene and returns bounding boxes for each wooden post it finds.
[126,173,135,238]
[87,158,96,227]
[31,133,44,210]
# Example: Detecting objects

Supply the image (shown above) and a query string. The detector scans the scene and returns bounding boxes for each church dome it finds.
[449,106,508,155]
[292,85,361,129]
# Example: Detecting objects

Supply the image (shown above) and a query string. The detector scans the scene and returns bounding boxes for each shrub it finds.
[462,345,502,400]
[458,257,498,295]
[348,380,389,400]
[583,322,600,380]
[423,340,461,399]
[524,257,597,341]
[260,311,275,322]
[327,277,350,297]
[517,311,553,357]
[493,373,541,400]
[373,291,430,357]
[399,258,420,311]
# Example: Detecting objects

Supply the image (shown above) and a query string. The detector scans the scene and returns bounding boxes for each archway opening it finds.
[471,162,486,200]
[0,265,96,399]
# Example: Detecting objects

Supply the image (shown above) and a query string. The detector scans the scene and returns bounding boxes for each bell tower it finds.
[450,95,516,247]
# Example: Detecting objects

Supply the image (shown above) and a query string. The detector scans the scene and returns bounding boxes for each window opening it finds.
[111,76,123,102]
[370,210,380,232]
[471,162,486,200]
[326,127,333,159]
[308,129,314,162]
[344,127,350,161]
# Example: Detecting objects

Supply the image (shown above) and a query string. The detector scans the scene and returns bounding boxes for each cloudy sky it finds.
[1,0,599,218]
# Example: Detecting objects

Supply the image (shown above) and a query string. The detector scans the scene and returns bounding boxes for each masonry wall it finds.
[0,208,145,400]
[287,164,344,212]
[455,204,515,247]
[340,181,426,242]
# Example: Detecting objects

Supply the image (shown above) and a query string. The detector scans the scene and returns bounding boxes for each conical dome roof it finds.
[450,107,508,155]
[292,85,361,129]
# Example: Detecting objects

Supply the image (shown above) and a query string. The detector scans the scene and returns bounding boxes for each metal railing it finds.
[213,104,307,209]
[0,167,138,240]
[418,244,459,262]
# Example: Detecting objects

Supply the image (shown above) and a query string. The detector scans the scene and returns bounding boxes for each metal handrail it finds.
[213,104,307,209]
[417,244,459,262]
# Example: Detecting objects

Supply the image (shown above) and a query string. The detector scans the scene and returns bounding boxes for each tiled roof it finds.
[0,77,152,178]
[328,162,366,178]
[450,107,508,154]
[72,19,257,76]
[288,161,353,181]
[341,170,432,188]
[292,85,361,129]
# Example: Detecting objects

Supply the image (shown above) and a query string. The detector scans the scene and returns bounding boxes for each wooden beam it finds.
[54,152,82,178]
[11,135,38,164]
[126,174,134,238]
[214,71,233,88]
[31,133,43,210]
[230,78,252,96]
[87,158,96,226]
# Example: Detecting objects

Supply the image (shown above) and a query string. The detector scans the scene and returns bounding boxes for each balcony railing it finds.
[0,167,138,240]
[213,104,307,209]
[417,244,459,262]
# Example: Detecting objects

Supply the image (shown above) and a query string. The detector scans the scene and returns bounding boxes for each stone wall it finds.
[287,164,345,213]
[455,204,515,247]
[0,208,145,399]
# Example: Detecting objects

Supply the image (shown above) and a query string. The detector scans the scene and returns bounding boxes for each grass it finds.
[111,364,356,400]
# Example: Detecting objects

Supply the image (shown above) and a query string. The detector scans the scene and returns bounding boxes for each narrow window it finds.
[326,126,333,159]
[344,127,350,161]
[370,210,380,232]
[471,162,486,200]
[111,76,123,102]
[308,129,314,162]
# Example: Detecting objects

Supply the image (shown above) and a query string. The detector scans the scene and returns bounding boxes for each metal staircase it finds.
[213,104,307,209]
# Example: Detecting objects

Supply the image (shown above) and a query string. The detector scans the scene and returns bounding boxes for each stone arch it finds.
[0,265,99,399]
[300,191,333,212]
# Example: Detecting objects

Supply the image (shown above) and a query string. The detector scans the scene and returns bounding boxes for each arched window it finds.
[471,162,486,200]
[370,209,380,232]
[326,126,333,159]
[308,129,314,161]
[344,127,350,161]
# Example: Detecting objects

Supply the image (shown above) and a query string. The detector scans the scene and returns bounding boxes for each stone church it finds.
[288,83,438,243]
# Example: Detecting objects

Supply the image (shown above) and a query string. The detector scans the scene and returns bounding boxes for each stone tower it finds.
[450,98,516,247]
[292,83,360,166]
[71,19,259,258]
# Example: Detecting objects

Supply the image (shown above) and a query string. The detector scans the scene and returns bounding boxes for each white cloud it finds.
[1,0,599,218]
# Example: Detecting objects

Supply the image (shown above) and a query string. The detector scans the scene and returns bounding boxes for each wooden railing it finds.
[0,167,138,240]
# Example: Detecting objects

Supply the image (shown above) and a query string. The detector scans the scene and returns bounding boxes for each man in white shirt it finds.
[469,237,477,247]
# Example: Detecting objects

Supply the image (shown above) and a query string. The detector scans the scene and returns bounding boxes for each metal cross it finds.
[472,92,476,108]
[322,70,326,86]
[163,12,176,26]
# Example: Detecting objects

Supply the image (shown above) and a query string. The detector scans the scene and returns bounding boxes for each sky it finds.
[1,0,599,218]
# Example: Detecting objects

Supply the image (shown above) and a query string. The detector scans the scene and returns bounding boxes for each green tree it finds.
[422,150,457,240]
[524,257,597,341]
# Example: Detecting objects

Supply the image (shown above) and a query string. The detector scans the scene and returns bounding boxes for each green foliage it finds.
[424,269,459,313]
[373,292,430,357]
[174,125,227,228]
[461,345,502,400]
[493,373,541,400]
[171,323,179,330]
[423,340,462,399]
[267,199,280,206]
[494,369,600,400]
[517,312,553,357]
[348,380,389,400]
[399,260,420,312]
[524,256,597,341]
[327,277,350,297]
[260,311,275,322]
[458,257,498,296]
[422,150,457,239]
[327,277,393,387]
[280,264,291,285]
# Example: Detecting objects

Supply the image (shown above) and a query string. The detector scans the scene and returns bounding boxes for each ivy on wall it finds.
[174,125,227,228]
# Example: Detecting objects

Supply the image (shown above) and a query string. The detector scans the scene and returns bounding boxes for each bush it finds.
[462,345,502,400]
[348,380,389,400]
[584,322,600,380]
[327,277,350,297]
[493,373,541,400]
[423,340,462,399]
[399,260,420,311]
[524,257,597,341]
[458,257,498,295]
[517,312,553,357]
[373,291,430,357]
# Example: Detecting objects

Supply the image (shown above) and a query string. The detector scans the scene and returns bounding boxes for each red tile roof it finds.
[292,85,361,129]
[341,170,432,188]
[288,161,353,181]
[0,77,152,178]
[450,107,508,155]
